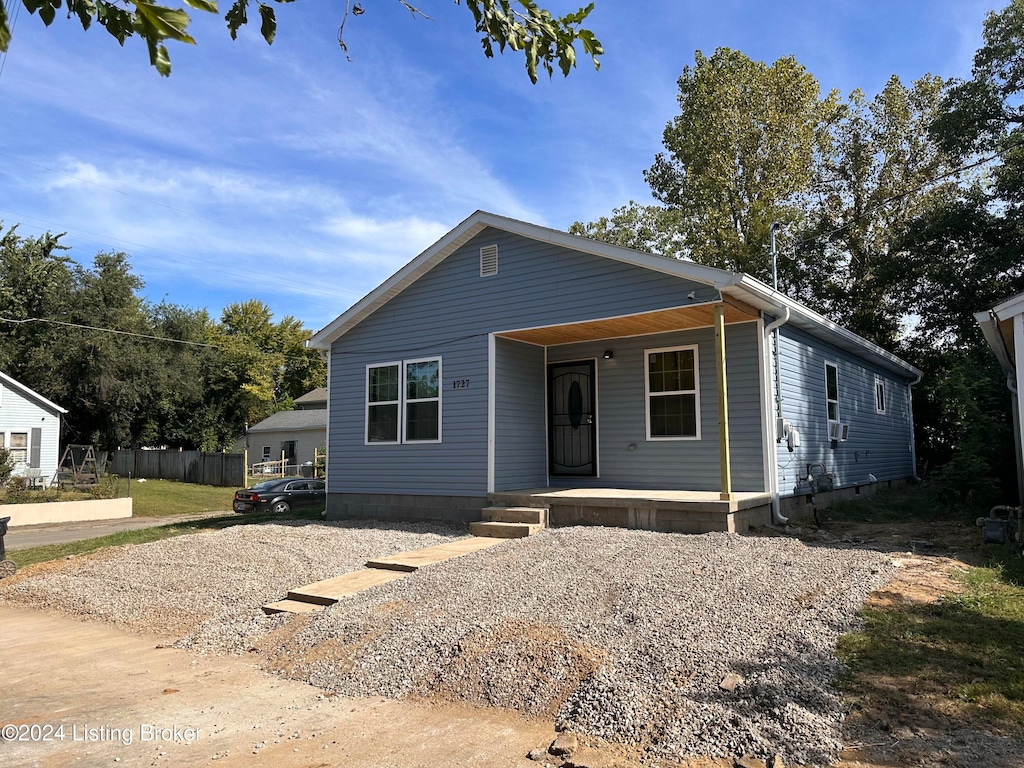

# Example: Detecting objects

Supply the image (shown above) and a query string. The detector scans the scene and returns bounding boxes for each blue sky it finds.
[0,0,1001,332]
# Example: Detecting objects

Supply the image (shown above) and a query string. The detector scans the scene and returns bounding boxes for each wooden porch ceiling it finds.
[495,299,760,346]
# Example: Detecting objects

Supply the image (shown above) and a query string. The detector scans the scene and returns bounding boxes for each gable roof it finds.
[293,387,328,407]
[309,210,920,380]
[248,408,327,433]
[0,371,68,415]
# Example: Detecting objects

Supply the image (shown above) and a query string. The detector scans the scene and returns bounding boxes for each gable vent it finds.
[480,244,498,276]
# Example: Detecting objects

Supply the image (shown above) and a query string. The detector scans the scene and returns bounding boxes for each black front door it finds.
[548,360,596,476]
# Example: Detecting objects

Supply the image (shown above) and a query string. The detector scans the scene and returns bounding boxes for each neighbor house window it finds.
[262,446,271,462]
[825,362,840,424]
[8,432,27,464]
[646,345,700,440]
[875,377,886,414]
[366,358,442,444]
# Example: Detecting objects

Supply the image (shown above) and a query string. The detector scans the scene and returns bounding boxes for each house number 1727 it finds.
[452,379,470,389]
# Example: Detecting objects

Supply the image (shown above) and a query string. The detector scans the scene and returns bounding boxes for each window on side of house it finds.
[367,362,401,443]
[825,362,840,425]
[404,358,441,442]
[646,345,700,440]
[8,432,28,464]
[366,358,442,444]
[875,377,886,414]
[261,445,271,462]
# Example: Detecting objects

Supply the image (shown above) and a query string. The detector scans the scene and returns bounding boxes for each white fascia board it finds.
[0,371,69,414]
[724,275,922,380]
[993,290,1024,321]
[307,210,733,350]
[977,310,1016,376]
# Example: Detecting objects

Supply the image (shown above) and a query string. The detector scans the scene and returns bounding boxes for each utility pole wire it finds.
[791,133,1024,250]
[0,316,317,362]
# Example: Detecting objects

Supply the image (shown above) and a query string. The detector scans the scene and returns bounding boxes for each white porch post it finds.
[715,304,733,501]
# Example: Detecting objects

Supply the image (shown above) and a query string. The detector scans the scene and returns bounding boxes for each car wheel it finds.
[271,500,291,515]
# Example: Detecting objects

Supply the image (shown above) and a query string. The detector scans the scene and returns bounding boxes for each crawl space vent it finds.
[480,244,498,276]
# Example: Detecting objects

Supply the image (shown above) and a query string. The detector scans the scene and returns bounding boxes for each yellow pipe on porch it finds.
[715,304,733,501]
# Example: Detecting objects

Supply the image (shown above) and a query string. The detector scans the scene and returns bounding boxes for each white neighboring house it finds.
[242,388,327,472]
[0,371,68,486]
[977,290,1024,506]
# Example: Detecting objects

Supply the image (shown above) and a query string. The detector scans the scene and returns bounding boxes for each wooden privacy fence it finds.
[110,450,246,487]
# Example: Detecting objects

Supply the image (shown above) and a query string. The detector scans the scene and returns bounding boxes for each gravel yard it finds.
[0,519,468,638]
[2,521,895,766]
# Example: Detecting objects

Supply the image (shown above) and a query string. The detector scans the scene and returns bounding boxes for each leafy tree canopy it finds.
[0,0,602,80]
[0,224,326,452]
[574,48,836,282]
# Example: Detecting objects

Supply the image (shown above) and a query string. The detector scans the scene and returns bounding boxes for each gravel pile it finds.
[258,528,894,766]
[0,519,467,643]
[2,522,895,765]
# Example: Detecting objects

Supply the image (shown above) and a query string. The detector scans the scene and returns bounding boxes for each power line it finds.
[791,133,1024,250]
[0,316,319,362]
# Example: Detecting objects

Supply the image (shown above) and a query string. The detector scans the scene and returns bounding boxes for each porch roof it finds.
[494,299,759,346]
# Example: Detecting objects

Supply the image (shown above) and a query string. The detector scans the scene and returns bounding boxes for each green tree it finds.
[1,0,602,80]
[796,75,956,346]
[573,49,835,284]
[642,48,836,279]
[211,299,325,438]
[931,0,1024,158]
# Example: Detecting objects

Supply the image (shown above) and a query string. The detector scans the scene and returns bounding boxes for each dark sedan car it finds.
[232,477,326,514]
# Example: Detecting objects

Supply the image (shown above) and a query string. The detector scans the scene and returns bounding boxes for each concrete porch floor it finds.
[488,488,772,534]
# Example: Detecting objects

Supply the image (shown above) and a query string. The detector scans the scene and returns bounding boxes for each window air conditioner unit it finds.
[828,421,850,442]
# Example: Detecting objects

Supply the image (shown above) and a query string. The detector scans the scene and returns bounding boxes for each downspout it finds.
[764,305,790,525]
[907,370,922,483]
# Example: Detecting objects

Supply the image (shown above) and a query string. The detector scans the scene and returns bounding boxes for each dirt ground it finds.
[2,517,1019,768]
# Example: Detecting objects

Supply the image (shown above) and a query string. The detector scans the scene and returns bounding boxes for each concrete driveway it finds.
[0,606,561,768]
[3,511,231,551]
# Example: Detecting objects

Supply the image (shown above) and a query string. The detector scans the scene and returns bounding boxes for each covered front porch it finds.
[489,297,774,512]
[488,487,773,534]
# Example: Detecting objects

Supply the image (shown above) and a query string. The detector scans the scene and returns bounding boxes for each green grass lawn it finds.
[837,548,1024,736]
[127,478,238,517]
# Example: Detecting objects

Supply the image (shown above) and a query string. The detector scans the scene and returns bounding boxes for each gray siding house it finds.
[309,211,920,531]
[0,371,67,486]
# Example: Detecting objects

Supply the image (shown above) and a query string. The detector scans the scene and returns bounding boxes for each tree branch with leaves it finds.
[0,0,601,79]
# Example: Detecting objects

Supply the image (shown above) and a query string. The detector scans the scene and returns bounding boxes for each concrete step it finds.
[262,599,325,615]
[482,506,548,525]
[469,521,543,539]
[487,493,551,509]
[287,568,407,604]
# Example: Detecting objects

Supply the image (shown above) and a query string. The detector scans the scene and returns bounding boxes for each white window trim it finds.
[645,344,701,441]
[825,361,840,428]
[874,376,886,414]
[364,358,443,445]
[2,430,30,466]
[402,356,443,444]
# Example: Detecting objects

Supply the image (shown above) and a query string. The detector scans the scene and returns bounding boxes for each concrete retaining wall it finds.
[3,497,133,527]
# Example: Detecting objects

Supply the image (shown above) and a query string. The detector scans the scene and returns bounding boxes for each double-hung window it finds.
[874,377,886,414]
[825,362,840,424]
[366,358,441,444]
[7,432,28,464]
[646,345,700,440]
